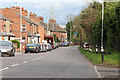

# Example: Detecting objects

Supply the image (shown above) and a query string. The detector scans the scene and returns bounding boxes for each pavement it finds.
[0,46,119,79]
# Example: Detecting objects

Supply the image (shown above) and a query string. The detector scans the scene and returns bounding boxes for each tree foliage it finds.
[66,21,74,42]
[73,2,120,52]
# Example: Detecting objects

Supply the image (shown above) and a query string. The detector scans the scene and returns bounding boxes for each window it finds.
[22,37,26,40]
[3,24,6,32]
[22,24,26,32]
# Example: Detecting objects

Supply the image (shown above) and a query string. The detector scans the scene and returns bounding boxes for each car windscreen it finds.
[26,44,37,47]
[85,44,89,46]
[0,41,12,46]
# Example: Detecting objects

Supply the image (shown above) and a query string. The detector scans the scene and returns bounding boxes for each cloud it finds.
[1,0,87,2]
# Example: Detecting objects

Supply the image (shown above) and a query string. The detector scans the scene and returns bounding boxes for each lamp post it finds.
[20,6,22,52]
[101,1,104,63]
[70,22,71,44]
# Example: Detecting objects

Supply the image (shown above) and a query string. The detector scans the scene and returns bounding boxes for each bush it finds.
[11,40,20,49]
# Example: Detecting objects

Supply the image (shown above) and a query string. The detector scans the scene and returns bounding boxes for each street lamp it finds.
[20,7,22,52]
[15,2,22,52]
[101,0,104,63]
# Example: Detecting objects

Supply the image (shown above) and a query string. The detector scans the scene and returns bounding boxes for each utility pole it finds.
[70,23,71,44]
[101,1,104,63]
[20,6,22,52]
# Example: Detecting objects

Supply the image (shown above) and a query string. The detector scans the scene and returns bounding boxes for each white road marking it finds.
[94,66,101,78]
[11,64,20,67]
[23,61,29,63]
[36,58,39,60]
[1,67,8,71]
[40,57,43,59]
[41,53,46,54]
[31,59,36,61]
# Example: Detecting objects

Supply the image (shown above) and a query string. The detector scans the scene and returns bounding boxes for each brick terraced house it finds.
[0,13,15,41]
[0,6,67,51]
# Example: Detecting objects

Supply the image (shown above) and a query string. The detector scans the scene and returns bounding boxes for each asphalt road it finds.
[1,46,98,78]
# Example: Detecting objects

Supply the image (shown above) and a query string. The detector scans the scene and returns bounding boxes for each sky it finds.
[0,0,105,25]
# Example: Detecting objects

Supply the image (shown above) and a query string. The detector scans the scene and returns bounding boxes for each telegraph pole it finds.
[101,1,104,63]
[19,5,22,52]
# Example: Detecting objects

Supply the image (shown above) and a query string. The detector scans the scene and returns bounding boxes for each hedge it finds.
[11,40,20,49]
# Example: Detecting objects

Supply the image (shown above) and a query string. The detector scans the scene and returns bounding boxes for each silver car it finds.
[0,40,15,57]
[45,43,52,51]
[40,43,47,52]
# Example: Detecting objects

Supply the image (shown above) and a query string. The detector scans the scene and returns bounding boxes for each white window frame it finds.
[22,24,26,32]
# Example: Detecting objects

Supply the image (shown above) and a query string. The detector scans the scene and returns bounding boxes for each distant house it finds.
[0,13,15,41]
[48,19,67,42]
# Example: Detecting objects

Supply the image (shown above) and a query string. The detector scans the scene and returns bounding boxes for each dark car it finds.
[62,42,69,46]
[52,43,56,50]
[25,43,40,53]
[0,40,15,57]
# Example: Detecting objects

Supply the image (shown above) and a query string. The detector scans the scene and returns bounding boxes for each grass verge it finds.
[79,47,119,67]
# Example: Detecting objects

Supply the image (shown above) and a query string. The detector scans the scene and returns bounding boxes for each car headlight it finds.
[1,49,11,52]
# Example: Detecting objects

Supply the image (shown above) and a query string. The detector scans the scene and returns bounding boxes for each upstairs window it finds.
[22,37,26,40]
[22,24,26,32]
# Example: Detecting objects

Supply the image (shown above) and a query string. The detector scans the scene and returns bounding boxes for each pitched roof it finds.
[16,12,38,25]
[48,22,67,33]
[0,13,12,22]
[31,19,47,30]
[39,20,47,30]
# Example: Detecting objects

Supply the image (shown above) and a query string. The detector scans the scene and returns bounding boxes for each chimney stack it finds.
[16,6,20,14]
[11,6,15,9]
[21,7,25,16]
[49,19,56,23]
[29,12,36,19]
[24,9,28,17]
[37,16,44,22]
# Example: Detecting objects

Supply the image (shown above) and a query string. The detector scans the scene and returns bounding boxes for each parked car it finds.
[83,42,90,51]
[25,43,40,53]
[55,43,59,48]
[62,42,69,46]
[37,43,42,52]
[0,40,15,57]
[52,43,56,50]
[58,42,62,47]
[41,43,47,52]
[45,43,52,51]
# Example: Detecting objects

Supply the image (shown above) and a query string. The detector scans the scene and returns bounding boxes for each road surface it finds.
[1,46,98,78]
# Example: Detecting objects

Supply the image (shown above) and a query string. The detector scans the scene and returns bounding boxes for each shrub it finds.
[11,40,20,49]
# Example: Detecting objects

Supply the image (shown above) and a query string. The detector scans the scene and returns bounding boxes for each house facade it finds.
[0,13,15,41]
[0,6,67,47]
[0,7,41,44]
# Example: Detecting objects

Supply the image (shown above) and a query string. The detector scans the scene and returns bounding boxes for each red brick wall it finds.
[29,13,45,43]
[0,8,32,43]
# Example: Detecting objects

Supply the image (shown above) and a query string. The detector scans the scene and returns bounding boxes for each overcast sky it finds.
[0,0,104,25]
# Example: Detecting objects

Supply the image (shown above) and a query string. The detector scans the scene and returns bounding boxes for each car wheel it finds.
[12,54,15,56]
[1,54,4,57]
[9,54,12,57]
[25,51,28,53]
[12,49,15,56]
[36,49,38,53]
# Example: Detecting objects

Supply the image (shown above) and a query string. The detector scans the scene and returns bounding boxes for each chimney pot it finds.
[11,6,15,9]
[21,7,24,11]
